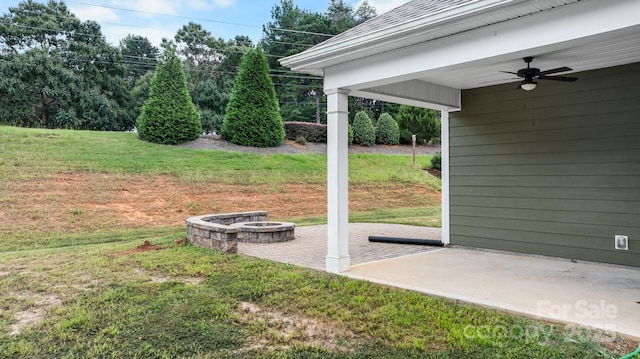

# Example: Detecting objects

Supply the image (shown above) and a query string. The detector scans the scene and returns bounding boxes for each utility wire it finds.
[4,8,321,48]
[101,53,322,80]
[120,54,286,73]
[33,54,323,83]
[0,12,326,85]
[1,21,318,59]
[1,22,325,82]
[68,1,334,38]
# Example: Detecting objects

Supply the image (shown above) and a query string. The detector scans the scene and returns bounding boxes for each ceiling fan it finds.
[501,56,578,91]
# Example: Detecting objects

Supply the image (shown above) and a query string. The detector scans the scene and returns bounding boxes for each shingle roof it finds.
[280,0,584,74]
[312,0,475,49]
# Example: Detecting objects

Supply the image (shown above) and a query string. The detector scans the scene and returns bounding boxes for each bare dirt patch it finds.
[2,173,439,237]
[109,240,164,258]
[239,301,355,352]
[9,293,62,336]
[10,308,46,336]
[132,266,205,286]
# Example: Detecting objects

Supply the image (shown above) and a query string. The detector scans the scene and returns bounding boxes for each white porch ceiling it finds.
[415,27,640,90]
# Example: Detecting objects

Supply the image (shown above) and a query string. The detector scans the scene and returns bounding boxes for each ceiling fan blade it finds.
[538,75,578,82]
[500,71,519,75]
[479,78,519,85]
[538,66,572,76]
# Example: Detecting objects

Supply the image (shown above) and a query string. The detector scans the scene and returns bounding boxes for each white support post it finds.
[441,110,450,245]
[325,88,351,273]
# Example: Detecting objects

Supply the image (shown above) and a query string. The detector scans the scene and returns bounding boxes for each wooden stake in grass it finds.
[412,134,417,167]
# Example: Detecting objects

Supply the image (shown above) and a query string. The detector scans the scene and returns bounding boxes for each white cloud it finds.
[184,0,211,10]
[178,0,235,11]
[99,22,176,46]
[355,0,409,15]
[212,0,235,7]
[113,0,178,16]
[99,24,137,46]
[70,5,120,23]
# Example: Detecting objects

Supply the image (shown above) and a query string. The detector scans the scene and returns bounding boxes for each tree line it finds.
[0,0,440,144]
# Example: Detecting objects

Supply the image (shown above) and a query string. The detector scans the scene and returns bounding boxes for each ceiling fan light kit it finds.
[520,80,537,91]
[501,56,578,91]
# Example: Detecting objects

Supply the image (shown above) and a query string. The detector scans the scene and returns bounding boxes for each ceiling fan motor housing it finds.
[500,56,578,89]
[517,67,539,80]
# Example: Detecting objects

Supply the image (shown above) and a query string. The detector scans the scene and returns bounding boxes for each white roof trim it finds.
[280,0,523,73]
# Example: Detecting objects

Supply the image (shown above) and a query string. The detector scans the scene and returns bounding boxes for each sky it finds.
[0,0,410,47]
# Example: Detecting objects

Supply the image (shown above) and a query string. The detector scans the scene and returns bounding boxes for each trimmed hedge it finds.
[284,122,327,143]
[375,112,400,145]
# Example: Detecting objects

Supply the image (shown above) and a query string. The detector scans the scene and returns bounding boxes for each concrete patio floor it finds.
[238,223,640,340]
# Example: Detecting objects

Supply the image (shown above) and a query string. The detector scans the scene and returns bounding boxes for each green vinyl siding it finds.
[449,62,640,267]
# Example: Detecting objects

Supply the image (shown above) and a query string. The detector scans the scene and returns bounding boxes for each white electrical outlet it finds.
[614,235,628,250]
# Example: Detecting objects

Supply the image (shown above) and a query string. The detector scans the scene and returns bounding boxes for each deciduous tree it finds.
[120,34,158,84]
[0,0,135,130]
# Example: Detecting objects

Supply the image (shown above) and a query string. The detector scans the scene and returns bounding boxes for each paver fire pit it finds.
[186,211,295,253]
[230,221,295,243]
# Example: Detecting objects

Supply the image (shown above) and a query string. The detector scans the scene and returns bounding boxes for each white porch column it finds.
[325,88,351,273]
[441,110,450,245]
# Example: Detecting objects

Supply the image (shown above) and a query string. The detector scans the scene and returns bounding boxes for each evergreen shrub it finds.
[396,105,440,145]
[431,151,442,170]
[284,122,327,143]
[352,111,375,146]
[136,48,201,144]
[222,49,284,147]
[375,112,400,145]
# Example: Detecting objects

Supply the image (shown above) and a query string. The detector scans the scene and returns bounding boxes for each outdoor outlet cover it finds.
[614,235,629,251]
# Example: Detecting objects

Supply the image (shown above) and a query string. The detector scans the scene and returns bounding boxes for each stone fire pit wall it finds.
[231,222,295,243]
[186,211,269,253]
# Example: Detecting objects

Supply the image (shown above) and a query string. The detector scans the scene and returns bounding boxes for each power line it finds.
[0,10,328,86]
[1,20,319,58]
[0,38,323,83]
[0,22,280,59]
[96,52,323,80]
[37,54,323,84]
[68,1,334,38]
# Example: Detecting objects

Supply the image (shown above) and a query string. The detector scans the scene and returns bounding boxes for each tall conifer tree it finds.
[136,48,201,144]
[222,48,284,147]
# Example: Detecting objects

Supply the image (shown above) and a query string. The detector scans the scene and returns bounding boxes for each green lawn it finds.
[0,126,636,358]
[0,126,438,187]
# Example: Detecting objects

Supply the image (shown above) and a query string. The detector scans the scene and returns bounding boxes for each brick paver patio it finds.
[238,223,442,270]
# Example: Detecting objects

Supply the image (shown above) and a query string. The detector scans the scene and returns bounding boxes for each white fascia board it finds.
[279,0,520,72]
[323,0,640,91]
[350,90,459,112]
[351,80,461,110]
